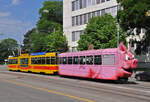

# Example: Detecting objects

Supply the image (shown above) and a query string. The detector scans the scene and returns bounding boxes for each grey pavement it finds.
[0,65,150,102]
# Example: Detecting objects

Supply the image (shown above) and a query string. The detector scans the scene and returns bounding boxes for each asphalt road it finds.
[0,65,150,102]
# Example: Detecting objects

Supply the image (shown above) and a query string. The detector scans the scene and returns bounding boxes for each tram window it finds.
[103,54,115,65]
[41,57,45,64]
[34,58,38,64]
[36,57,40,64]
[73,56,78,64]
[94,55,102,65]
[8,59,18,64]
[20,58,28,65]
[20,58,24,64]
[56,57,58,64]
[58,57,62,64]
[46,57,50,64]
[60,57,64,64]
[86,56,93,65]
[80,56,85,64]
[8,59,11,64]
[31,58,34,64]
[51,57,56,64]
[26,58,28,64]
[63,57,67,64]
[31,58,33,64]
[15,59,18,64]
[68,57,72,64]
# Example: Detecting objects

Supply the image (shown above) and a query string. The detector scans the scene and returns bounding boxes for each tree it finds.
[45,30,68,53]
[117,0,150,31]
[22,0,63,53]
[23,28,36,52]
[77,14,126,51]
[117,0,150,54]
[37,1,63,34]
[39,1,63,24]
[29,31,47,53]
[0,38,18,64]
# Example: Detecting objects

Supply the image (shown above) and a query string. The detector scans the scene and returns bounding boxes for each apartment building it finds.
[63,0,119,52]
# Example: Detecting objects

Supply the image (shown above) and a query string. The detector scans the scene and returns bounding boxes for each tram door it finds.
[20,58,29,67]
[90,55,102,78]
[19,54,30,72]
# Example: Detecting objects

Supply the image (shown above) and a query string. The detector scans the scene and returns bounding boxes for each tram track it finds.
[1,71,150,101]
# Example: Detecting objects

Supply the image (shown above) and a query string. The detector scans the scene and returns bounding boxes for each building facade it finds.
[63,0,119,52]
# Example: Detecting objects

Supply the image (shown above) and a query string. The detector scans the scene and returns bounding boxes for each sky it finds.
[0,0,46,44]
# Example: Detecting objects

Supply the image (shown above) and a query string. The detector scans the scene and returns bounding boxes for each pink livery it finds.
[58,43,138,81]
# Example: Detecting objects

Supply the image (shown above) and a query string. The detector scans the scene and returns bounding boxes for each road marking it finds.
[2,79,94,102]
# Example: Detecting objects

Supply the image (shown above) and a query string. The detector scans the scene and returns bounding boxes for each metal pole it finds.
[117,5,120,47]
[117,21,120,47]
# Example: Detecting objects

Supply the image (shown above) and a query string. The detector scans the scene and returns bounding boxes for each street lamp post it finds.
[117,5,121,47]
[117,20,120,47]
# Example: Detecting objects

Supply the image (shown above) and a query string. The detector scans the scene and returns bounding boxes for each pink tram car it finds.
[58,43,138,81]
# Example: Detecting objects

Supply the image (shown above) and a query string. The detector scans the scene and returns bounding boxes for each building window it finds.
[101,0,105,3]
[72,32,75,41]
[83,14,86,24]
[80,15,82,25]
[72,1,75,11]
[79,0,82,9]
[92,12,96,17]
[96,0,101,4]
[97,10,101,16]
[72,47,77,52]
[101,9,105,16]
[83,0,87,8]
[76,0,79,10]
[72,17,75,26]
[88,12,92,22]
[87,0,92,6]
[92,0,96,5]
[72,31,83,42]
[76,16,79,25]
[111,6,117,17]
[105,8,111,15]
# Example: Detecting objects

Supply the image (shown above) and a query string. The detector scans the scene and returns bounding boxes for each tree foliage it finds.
[45,30,68,52]
[117,0,150,54]
[23,0,67,53]
[117,0,150,31]
[39,1,63,24]
[0,38,18,64]
[78,14,126,51]
[37,1,63,34]
[23,28,36,52]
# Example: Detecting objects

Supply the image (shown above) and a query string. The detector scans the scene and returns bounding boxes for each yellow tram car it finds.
[8,56,19,71]
[30,52,58,74]
[8,52,58,75]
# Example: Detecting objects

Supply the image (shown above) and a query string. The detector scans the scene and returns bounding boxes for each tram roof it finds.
[30,52,46,56]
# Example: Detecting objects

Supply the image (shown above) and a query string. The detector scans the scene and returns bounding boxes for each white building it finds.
[63,0,119,52]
